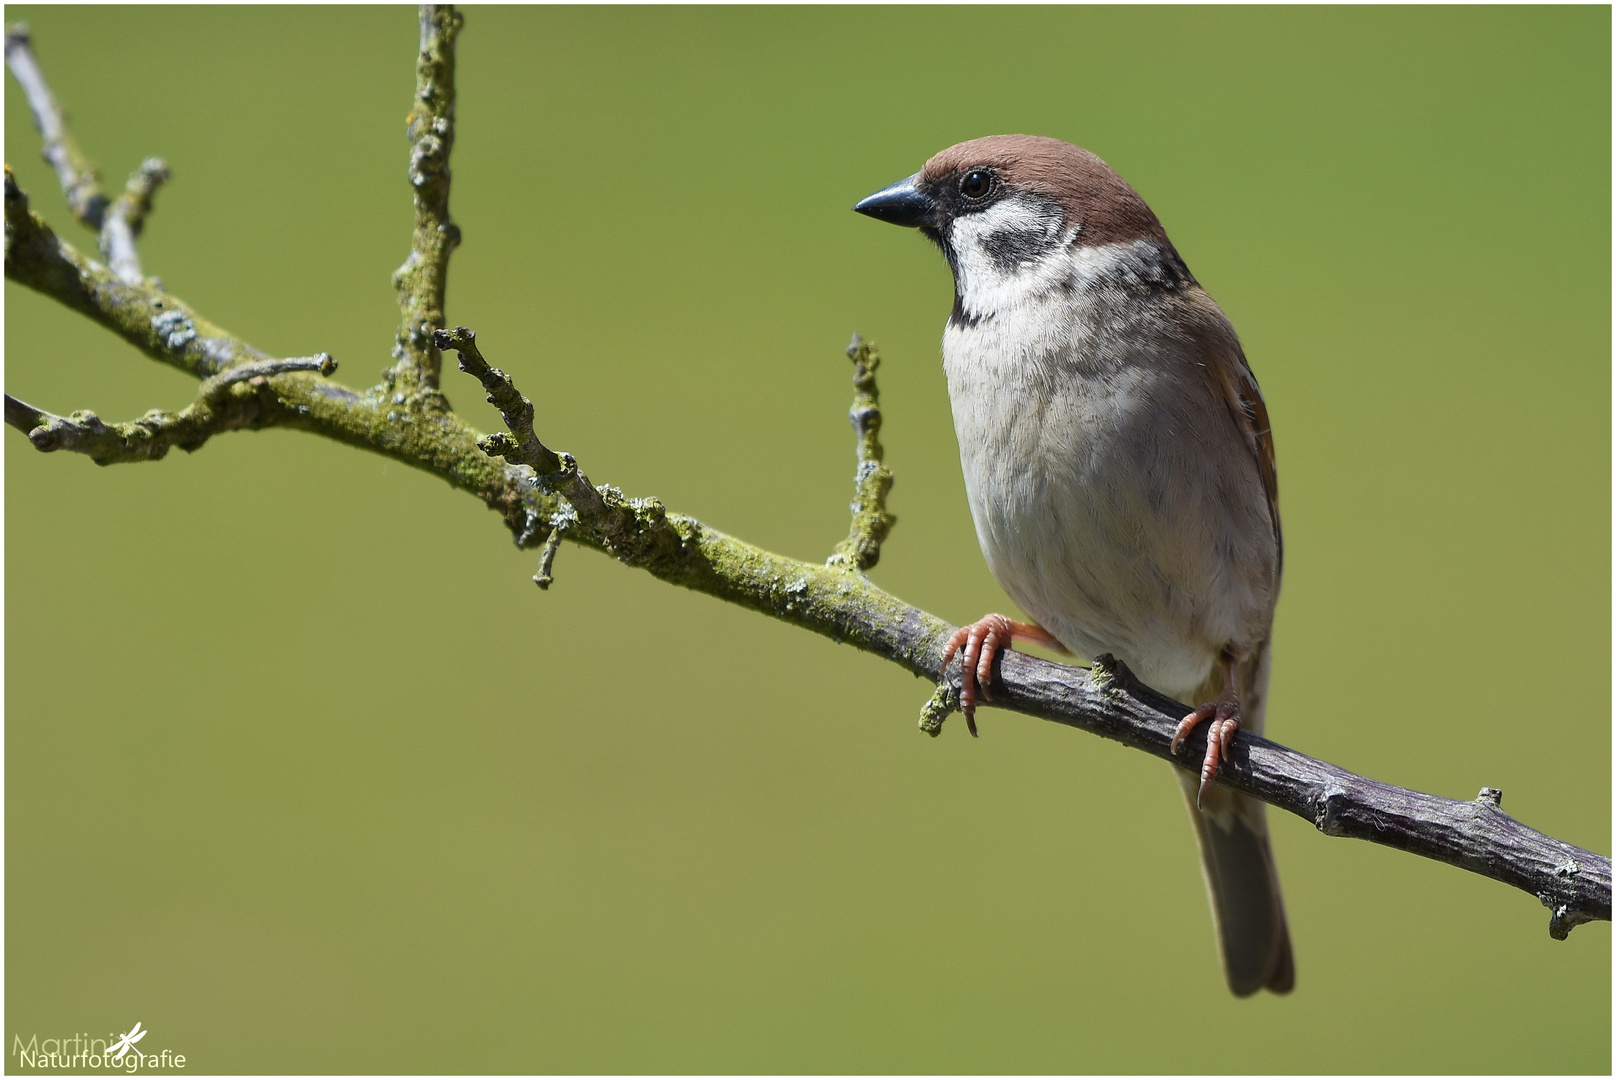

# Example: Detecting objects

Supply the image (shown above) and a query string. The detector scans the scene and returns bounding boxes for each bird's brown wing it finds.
[1179,290,1291,995]
[1188,290,1282,573]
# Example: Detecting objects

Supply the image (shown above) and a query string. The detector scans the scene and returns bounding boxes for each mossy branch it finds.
[4,355,337,465]
[828,333,897,572]
[3,6,1608,942]
[390,4,463,391]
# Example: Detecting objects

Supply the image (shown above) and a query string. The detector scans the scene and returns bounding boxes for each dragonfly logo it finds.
[12,1021,186,1071]
[108,1022,146,1063]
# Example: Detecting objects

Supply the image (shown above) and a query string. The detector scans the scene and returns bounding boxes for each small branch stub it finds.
[101,157,170,284]
[918,683,958,737]
[534,501,576,589]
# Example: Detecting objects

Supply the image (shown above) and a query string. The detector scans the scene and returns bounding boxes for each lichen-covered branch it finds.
[5,165,533,533]
[4,7,1608,943]
[5,355,337,465]
[6,165,266,377]
[4,23,106,229]
[390,4,463,390]
[100,157,169,285]
[828,333,897,572]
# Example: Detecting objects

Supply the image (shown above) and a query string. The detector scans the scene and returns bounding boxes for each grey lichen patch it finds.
[198,337,237,372]
[151,307,196,350]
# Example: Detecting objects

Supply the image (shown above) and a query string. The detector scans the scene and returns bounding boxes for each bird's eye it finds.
[960,170,993,200]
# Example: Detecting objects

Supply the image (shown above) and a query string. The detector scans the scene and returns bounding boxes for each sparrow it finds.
[854,135,1292,996]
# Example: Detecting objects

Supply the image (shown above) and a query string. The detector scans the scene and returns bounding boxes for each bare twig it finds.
[100,157,170,284]
[4,8,1608,943]
[828,333,897,572]
[533,502,576,589]
[390,4,463,391]
[433,326,686,567]
[4,22,106,229]
[5,355,337,464]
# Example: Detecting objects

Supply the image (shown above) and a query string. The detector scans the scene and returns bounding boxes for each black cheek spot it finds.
[981,229,1054,274]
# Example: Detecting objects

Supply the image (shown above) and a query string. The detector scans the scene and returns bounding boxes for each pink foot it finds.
[941,615,1064,737]
[1172,697,1240,807]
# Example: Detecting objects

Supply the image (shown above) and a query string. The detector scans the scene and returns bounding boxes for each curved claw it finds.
[941,615,1068,738]
[942,614,1019,737]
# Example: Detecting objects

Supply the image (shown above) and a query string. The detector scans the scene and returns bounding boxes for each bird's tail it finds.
[1176,639,1293,996]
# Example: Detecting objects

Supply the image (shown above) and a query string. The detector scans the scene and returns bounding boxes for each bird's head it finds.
[854,134,1190,325]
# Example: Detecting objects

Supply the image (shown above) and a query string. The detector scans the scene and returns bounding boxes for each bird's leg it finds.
[1172,650,1242,807]
[941,615,1068,736]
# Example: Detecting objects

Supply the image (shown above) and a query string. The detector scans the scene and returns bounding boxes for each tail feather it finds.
[1178,637,1293,995]
[1177,774,1294,995]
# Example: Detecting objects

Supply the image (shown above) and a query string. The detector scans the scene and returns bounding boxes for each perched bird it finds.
[855,135,1292,996]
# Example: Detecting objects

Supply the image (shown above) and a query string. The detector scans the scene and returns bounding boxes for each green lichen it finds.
[390,4,463,391]
[917,683,957,737]
[828,334,896,572]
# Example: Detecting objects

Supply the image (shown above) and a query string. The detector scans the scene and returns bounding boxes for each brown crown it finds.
[920,135,1170,248]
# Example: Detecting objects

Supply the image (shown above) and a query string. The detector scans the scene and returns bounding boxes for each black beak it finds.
[853,173,937,228]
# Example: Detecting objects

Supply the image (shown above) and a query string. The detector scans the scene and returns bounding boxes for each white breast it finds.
[941,241,1277,700]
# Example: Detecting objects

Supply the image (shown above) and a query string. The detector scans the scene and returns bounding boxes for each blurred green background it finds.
[5,5,1609,1073]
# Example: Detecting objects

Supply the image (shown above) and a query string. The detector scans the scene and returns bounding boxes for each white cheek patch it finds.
[948,195,1076,320]
[952,197,1065,247]
[951,228,1180,325]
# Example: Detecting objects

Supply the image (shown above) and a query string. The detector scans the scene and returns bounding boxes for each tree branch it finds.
[100,157,169,285]
[5,354,337,465]
[4,7,1607,943]
[6,24,169,285]
[391,4,462,391]
[4,165,263,378]
[828,333,897,572]
[4,165,532,534]
[4,22,106,229]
